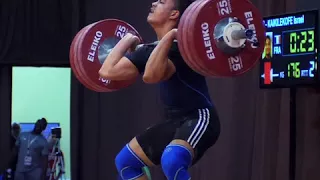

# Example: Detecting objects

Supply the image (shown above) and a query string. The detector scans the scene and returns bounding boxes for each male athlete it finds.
[99,0,221,179]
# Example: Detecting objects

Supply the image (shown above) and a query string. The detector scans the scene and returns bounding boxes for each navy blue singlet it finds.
[125,41,213,109]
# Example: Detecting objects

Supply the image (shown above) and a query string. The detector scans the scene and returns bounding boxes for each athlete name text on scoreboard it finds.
[265,14,305,28]
[263,14,308,57]
[259,10,318,88]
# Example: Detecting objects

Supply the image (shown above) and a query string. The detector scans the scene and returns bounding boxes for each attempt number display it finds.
[259,10,318,88]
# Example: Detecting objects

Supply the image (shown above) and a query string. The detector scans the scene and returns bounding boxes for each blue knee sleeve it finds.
[115,144,146,180]
[161,144,192,180]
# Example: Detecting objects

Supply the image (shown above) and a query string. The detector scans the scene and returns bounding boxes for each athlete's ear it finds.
[169,10,180,20]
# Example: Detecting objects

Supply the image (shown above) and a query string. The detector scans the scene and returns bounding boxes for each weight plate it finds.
[178,0,209,76]
[77,19,143,92]
[190,0,265,76]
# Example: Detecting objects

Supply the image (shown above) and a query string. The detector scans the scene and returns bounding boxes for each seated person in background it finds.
[10,118,49,180]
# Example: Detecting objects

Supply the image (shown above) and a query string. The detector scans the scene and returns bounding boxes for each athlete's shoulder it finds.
[132,41,157,55]
[124,41,158,74]
[125,41,157,61]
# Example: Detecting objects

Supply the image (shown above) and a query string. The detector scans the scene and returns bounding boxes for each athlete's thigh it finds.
[135,119,181,165]
[174,107,221,163]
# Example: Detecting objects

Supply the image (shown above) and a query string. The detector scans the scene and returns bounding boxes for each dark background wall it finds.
[293,1,320,180]
[1,0,320,179]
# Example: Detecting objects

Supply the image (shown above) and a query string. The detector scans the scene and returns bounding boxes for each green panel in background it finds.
[12,67,71,180]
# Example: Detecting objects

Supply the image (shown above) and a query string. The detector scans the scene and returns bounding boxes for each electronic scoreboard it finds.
[259,10,318,88]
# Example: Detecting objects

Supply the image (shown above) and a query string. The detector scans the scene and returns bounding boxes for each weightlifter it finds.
[99,0,220,179]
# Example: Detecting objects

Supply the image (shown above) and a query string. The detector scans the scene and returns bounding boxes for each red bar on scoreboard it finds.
[264,62,271,84]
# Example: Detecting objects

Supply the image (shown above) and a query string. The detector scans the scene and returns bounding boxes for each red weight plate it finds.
[190,0,217,77]
[179,0,210,76]
[78,23,114,92]
[185,0,245,77]
[178,0,209,76]
[70,29,82,77]
[184,1,212,76]
[177,1,200,74]
[77,19,143,92]
[191,0,266,77]
[70,25,91,83]
[75,21,123,92]
[70,25,93,88]
[78,24,110,92]
[71,23,102,91]
[76,20,135,92]
[75,23,105,92]
[182,0,214,76]
[78,24,113,92]
[185,0,221,77]
[77,27,105,92]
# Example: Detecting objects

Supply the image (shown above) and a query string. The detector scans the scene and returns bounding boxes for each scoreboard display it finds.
[259,10,318,88]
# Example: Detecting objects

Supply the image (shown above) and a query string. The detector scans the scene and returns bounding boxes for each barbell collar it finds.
[231,29,254,40]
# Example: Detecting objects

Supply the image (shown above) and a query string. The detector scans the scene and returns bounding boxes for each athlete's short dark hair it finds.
[174,0,194,17]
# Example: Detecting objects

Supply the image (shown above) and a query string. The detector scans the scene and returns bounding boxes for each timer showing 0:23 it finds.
[282,29,315,55]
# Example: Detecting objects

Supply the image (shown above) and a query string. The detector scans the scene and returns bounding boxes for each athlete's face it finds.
[265,38,271,55]
[147,0,179,26]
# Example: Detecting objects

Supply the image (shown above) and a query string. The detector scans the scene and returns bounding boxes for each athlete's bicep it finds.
[99,46,151,80]
[99,57,139,81]
[113,57,140,78]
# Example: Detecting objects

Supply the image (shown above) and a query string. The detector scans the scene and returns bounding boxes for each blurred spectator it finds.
[10,118,49,180]
[6,123,21,179]
[1,123,21,180]
[10,123,21,149]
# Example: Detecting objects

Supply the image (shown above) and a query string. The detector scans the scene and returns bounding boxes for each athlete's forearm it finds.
[144,30,176,82]
[99,33,138,73]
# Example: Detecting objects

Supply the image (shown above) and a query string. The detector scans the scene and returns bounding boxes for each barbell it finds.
[69,0,266,92]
